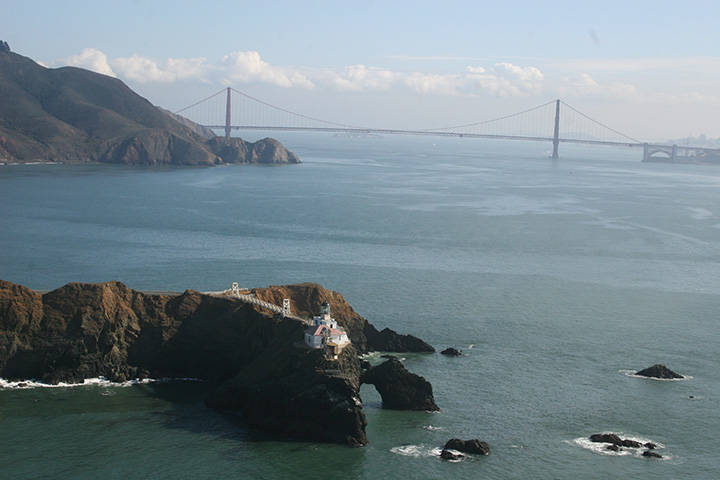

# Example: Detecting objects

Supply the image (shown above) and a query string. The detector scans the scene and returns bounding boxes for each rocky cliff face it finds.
[361,357,439,411]
[0,279,435,446]
[251,283,434,354]
[205,137,301,165]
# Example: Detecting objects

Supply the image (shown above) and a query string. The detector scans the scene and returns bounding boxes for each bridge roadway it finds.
[203,125,643,148]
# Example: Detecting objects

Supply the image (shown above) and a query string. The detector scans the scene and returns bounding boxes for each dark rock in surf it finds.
[205,345,368,447]
[635,364,684,379]
[642,450,663,458]
[440,347,462,356]
[440,448,464,460]
[590,433,623,445]
[360,357,439,411]
[364,325,436,353]
[589,433,641,448]
[443,438,490,455]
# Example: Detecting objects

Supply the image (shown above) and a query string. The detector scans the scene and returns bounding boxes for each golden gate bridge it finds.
[175,87,718,162]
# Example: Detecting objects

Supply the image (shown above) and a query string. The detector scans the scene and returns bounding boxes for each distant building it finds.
[304,301,350,357]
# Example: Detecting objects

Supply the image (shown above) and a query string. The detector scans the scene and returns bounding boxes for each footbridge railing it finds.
[205,283,311,325]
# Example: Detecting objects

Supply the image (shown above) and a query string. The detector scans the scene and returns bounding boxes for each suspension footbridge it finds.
[176,88,719,162]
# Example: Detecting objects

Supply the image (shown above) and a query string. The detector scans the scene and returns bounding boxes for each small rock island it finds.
[635,364,684,379]
[0,279,436,446]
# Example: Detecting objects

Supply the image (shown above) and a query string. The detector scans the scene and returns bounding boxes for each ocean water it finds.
[1,135,719,479]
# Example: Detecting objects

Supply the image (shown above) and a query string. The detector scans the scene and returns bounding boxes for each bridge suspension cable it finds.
[559,100,641,144]
[173,87,644,151]
[174,88,226,115]
[227,88,368,129]
[423,100,557,132]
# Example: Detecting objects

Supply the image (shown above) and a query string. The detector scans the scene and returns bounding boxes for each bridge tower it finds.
[551,99,560,159]
[224,87,232,139]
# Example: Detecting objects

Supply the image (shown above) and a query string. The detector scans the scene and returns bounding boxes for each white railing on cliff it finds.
[205,283,311,325]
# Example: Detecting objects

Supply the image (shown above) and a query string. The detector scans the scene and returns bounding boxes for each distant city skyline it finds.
[3,0,720,140]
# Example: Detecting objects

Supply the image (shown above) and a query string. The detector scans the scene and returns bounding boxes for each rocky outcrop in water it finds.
[589,433,661,457]
[589,433,642,448]
[443,438,490,455]
[440,347,463,356]
[0,279,435,446]
[205,344,368,446]
[360,357,439,411]
[205,137,300,165]
[440,449,464,460]
[364,325,436,353]
[642,450,663,458]
[635,364,684,379]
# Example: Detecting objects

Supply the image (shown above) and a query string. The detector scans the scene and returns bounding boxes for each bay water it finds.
[1,135,718,479]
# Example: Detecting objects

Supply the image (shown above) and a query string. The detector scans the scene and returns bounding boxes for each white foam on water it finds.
[688,207,713,220]
[0,377,204,390]
[391,444,444,458]
[391,444,428,458]
[571,433,669,460]
[422,425,442,431]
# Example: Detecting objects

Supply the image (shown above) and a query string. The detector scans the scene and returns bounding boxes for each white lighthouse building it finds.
[304,301,350,356]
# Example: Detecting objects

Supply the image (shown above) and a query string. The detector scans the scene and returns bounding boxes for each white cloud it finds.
[325,64,398,91]
[220,51,314,89]
[466,63,544,97]
[60,48,116,77]
[112,55,178,83]
[403,73,462,95]
[559,73,637,99]
[53,49,550,100]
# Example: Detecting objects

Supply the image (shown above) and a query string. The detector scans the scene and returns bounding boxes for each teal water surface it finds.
[1,136,718,479]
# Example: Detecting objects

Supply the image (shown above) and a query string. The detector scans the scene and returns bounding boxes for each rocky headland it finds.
[0,279,436,446]
[0,46,299,166]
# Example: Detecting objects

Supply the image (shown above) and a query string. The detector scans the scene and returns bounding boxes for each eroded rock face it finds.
[360,357,439,411]
[251,283,435,354]
[97,129,220,166]
[205,137,301,165]
[635,364,684,379]
[205,345,367,446]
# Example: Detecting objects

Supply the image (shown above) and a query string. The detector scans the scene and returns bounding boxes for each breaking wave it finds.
[0,377,204,390]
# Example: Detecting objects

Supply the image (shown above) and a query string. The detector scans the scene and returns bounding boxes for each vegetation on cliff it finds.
[0,46,299,165]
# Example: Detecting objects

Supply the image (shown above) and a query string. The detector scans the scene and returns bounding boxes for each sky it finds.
[2,0,720,141]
